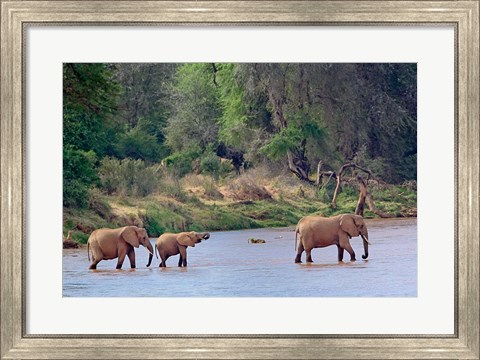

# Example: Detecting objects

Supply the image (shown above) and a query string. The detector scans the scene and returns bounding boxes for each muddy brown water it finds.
[63,218,417,297]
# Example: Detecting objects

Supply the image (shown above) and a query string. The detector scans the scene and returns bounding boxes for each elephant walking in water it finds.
[155,231,210,267]
[87,226,154,269]
[295,214,370,263]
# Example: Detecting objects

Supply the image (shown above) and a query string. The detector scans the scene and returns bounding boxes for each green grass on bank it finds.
[63,175,417,245]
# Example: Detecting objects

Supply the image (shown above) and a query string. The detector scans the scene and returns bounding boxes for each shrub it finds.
[133,167,158,197]
[159,174,187,201]
[97,157,122,194]
[181,173,205,188]
[63,148,98,208]
[199,152,221,177]
[88,189,113,221]
[162,149,200,177]
[73,232,90,244]
[98,157,159,197]
[116,127,162,163]
[142,203,187,236]
[227,174,272,201]
[202,176,224,199]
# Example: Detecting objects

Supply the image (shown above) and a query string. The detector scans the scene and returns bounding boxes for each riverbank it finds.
[63,172,416,245]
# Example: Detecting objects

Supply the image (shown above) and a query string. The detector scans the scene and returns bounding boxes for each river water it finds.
[63,218,416,297]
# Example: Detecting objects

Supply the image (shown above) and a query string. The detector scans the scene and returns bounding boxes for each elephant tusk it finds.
[146,248,154,256]
[361,235,371,245]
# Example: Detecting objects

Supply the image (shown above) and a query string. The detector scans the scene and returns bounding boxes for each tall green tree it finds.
[63,63,121,207]
[114,63,177,162]
[164,64,221,153]
[221,64,327,181]
[63,63,121,156]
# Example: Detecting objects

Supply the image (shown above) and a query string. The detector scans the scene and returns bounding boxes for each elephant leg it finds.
[295,241,304,263]
[116,251,127,269]
[305,248,313,263]
[89,246,102,269]
[179,247,187,267]
[159,252,167,267]
[178,255,183,267]
[127,247,136,269]
[339,235,356,261]
[344,243,356,261]
[89,258,101,270]
[337,245,344,262]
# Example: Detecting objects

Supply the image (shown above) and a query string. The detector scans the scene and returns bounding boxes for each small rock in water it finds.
[248,238,266,244]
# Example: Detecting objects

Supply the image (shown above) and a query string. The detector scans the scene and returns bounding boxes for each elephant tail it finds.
[87,232,95,261]
[295,225,299,251]
[154,244,158,259]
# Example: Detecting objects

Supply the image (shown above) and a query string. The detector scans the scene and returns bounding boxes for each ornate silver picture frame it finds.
[1,1,478,358]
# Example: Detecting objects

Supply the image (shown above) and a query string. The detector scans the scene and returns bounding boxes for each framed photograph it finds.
[1,1,479,359]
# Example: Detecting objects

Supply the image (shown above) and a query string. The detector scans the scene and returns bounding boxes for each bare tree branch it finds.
[330,163,384,208]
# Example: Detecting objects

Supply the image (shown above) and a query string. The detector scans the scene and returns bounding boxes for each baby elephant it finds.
[155,231,210,267]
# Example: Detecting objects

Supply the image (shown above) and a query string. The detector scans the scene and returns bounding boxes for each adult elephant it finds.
[295,214,370,263]
[155,231,210,267]
[87,226,154,269]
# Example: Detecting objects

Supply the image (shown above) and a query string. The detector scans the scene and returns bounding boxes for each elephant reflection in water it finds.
[295,214,370,263]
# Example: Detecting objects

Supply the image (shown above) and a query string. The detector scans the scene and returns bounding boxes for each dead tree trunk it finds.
[355,176,396,218]
[315,160,337,188]
[330,163,377,209]
[355,176,367,216]
[330,169,344,208]
[287,150,311,183]
[315,160,323,186]
[286,138,312,183]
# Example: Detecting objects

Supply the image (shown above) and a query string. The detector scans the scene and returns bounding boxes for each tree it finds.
[214,63,417,184]
[115,63,176,138]
[63,63,121,156]
[164,64,221,153]
[63,63,122,207]
[224,64,327,181]
[63,147,98,207]
[115,127,163,162]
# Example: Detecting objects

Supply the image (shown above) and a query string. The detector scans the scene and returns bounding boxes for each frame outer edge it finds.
[0,1,477,23]
[1,3,16,359]
[465,1,479,356]
[457,2,480,359]
[13,0,24,350]
[0,1,479,359]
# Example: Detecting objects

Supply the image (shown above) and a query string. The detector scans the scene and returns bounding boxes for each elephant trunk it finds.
[361,230,369,260]
[145,240,154,267]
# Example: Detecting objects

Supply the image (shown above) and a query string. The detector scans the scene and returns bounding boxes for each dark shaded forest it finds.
[63,63,416,242]
[64,63,416,205]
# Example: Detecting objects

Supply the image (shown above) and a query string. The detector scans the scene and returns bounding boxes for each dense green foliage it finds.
[63,63,416,240]
[63,147,98,208]
[63,64,121,207]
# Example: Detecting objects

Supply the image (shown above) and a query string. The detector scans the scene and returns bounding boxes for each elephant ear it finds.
[352,215,364,227]
[121,226,140,248]
[340,215,360,237]
[177,232,194,247]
